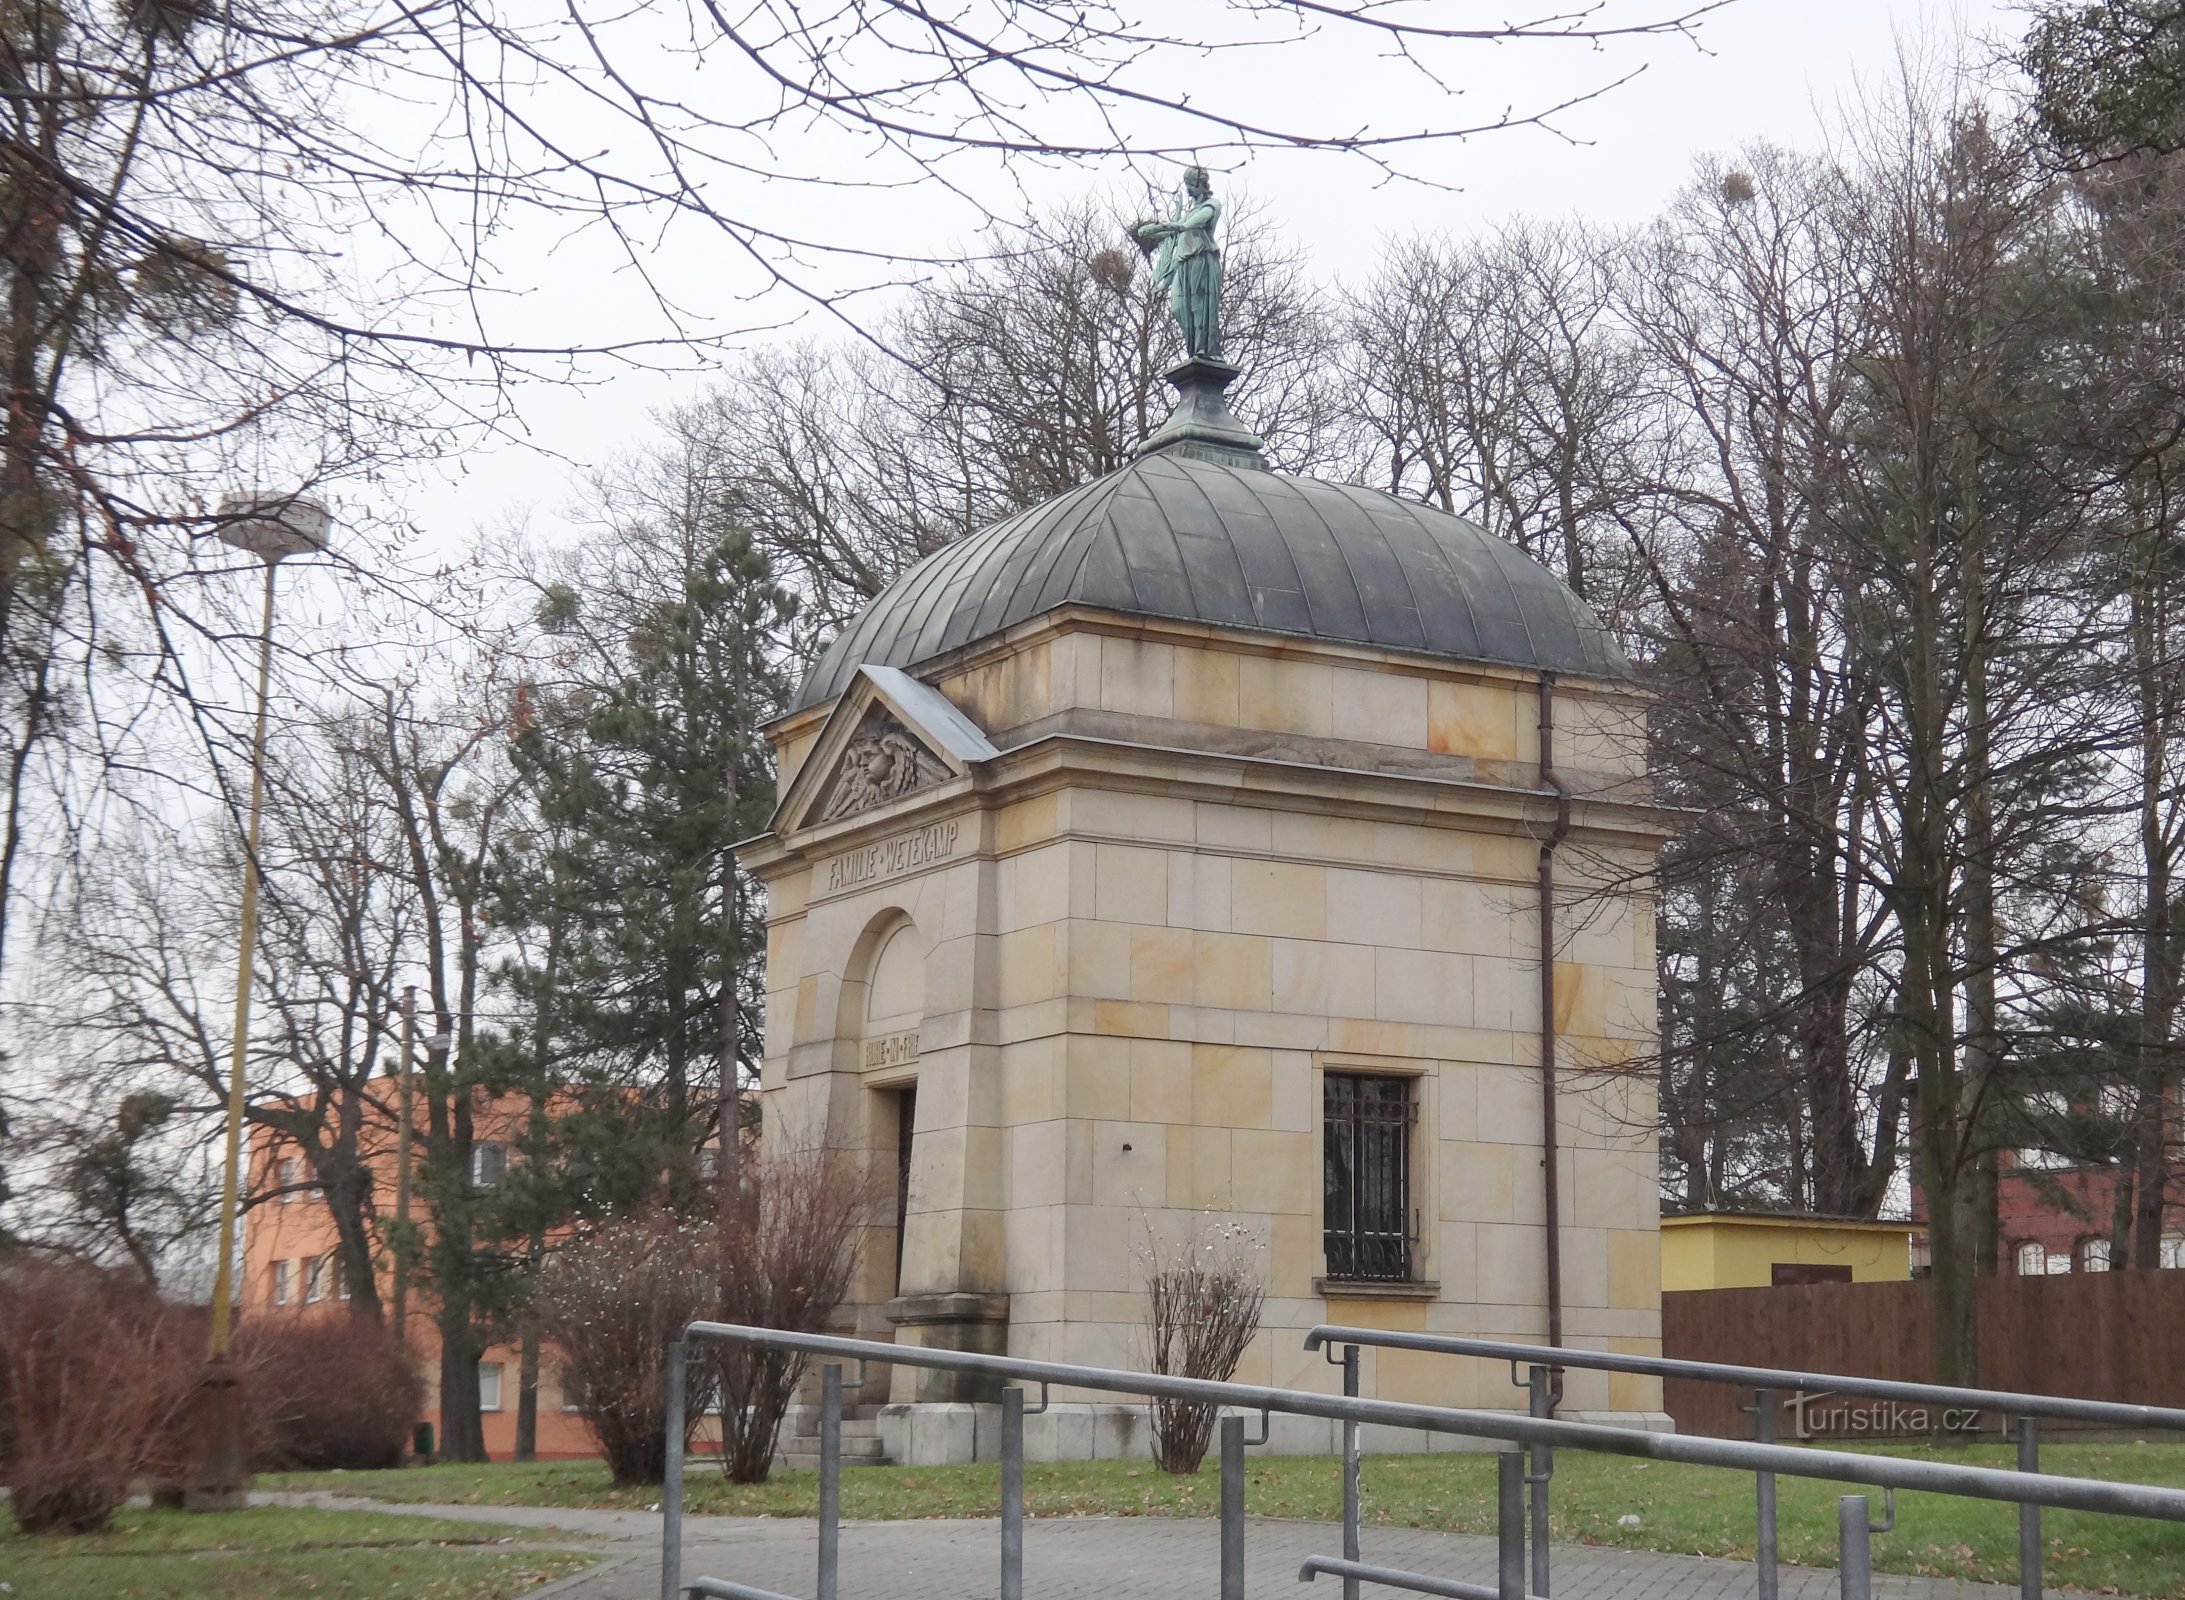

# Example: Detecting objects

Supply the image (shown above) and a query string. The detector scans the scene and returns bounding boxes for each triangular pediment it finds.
[773,665,997,836]
[811,703,951,822]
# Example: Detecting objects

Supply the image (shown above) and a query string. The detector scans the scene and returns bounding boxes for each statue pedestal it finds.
[1136,358,1266,470]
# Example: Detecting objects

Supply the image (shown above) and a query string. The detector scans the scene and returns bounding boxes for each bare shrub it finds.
[1138,1215,1267,1475]
[0,1254,195,1532]
[711,1145,862,1484]
[539,1209,720,1486]
[235,1314,423,1471]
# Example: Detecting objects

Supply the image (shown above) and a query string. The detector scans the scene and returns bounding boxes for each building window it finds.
[1771,1263,1852,1286]
[558,1368,587,1413]
[2016,1092,2073,1171]
[2080,1237,2115,1273]
[471,1142,509,1187]
[278,1155,303,1202]
[479,1361,504,1412]
[272,1258,294,1305]
[304,1255,326,1303]
[1323,1072,1414,1282]
[2161,1234,2185,1269]
[2015,1241,2045,1276]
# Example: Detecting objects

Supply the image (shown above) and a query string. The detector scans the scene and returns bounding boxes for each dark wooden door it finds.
[894,1087,917,1292]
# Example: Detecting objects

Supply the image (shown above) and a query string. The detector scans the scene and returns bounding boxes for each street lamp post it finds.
[182,494,331,1513]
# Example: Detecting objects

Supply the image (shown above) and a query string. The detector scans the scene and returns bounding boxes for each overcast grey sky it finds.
[401,0,2015,553]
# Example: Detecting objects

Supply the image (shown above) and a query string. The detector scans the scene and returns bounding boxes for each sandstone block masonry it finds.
[740,606,1672,1460]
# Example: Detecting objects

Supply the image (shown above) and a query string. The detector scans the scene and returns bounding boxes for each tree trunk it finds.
[1960,584,2003,1284]
[437,1296,488,1463]
[315,1115,385,1322]
[515,1326,539,1462]
[2132,555,2177,1268]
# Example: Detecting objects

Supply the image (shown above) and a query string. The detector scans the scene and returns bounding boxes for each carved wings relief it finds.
[817,707,951,823]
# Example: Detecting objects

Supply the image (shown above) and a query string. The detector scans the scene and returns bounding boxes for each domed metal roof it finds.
[790,451,1631,713]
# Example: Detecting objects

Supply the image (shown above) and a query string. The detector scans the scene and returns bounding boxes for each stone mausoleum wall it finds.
[744,602,1666,1462]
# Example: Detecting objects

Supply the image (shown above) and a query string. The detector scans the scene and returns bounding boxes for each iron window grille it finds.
[1323,1072,1416,1282]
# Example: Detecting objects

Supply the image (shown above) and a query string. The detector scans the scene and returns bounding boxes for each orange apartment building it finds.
[241,1099,602,1461]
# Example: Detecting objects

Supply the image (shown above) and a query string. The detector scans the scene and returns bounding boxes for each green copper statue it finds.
[1133,167,1223,362]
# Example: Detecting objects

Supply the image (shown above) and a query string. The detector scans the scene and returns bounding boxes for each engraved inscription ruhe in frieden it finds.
[818,706,950,822]
[822,817,961,893]
[864,1031,918,1069]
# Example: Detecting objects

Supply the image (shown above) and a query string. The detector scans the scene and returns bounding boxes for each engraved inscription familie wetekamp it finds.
[822,818,961,894]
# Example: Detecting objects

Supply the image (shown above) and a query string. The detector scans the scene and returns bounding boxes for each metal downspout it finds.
[1537,673,1574,1388]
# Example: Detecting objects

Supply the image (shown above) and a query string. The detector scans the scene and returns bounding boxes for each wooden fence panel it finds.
[1661,1272,2185,1437]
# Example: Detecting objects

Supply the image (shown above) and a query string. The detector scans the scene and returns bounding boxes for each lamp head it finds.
[216,494,332,562]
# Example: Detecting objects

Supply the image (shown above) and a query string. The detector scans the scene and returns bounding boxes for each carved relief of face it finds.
[853,739,898,789]
[818,717,939,822]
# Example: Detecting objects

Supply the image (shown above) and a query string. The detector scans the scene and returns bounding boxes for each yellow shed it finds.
[1660,1211,1913,1290]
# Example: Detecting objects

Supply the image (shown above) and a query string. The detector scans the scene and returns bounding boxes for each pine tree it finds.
[494,525,794,1214]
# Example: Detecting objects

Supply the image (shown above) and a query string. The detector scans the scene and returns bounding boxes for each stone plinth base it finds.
[883,1292,1010,1404]
[1564,1411,1677,1435]
[877,1402,1148,1465]
[873,1403,1676,1465]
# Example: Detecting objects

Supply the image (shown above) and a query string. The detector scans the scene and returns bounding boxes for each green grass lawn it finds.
[0,1503,599,1600]
[266,1441,2185,1598]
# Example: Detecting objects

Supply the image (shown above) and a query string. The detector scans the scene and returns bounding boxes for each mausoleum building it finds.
[741,345,1669,1463]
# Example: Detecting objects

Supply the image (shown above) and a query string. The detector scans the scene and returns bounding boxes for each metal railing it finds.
[1304,1324,2185,1600]
[663,1322,2185,1600]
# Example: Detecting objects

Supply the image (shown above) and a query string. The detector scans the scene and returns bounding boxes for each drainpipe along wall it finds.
[1536,673,1574,1400]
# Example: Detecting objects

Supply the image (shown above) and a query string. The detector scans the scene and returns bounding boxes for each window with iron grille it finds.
[471,1141,509,1187]
[1323,1072,1414,1281]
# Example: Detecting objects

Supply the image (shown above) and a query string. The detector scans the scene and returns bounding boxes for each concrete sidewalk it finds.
[262,1491,2017,1600]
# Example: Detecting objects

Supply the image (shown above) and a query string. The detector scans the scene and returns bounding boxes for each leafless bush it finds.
[539,1209,720,1487]
[0,1254,195,1531]
[712,1145,862,1484]
[235,1314,423,1471]
[1138,1215,1267,1475]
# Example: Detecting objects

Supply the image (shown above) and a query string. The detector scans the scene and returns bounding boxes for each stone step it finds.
[774,1434,891,1467]
[781,1412,884,1440]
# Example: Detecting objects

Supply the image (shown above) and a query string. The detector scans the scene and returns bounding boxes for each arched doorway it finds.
[861,920,923,1298]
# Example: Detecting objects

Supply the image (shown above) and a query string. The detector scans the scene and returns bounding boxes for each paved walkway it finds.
[264,1493,2016,1600]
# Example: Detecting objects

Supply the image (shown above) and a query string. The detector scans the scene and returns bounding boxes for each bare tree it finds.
[1618,145,1902,1216]
[1138,1213,1266,1476]
[2045,149,2185,1268]
[0,5,1731,1242]
[348,669,525,1463]
[32,717,414,1313]
[1345,220,1662,623]
[1830,83,2120,1379]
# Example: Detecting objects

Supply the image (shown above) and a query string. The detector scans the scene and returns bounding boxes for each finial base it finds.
[1136,359,1266,472]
